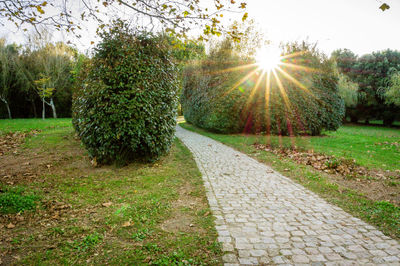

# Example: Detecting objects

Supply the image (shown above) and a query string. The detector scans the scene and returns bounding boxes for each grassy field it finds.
[0,119,222,265]
[180,122,400,239]
[0,118,72,134]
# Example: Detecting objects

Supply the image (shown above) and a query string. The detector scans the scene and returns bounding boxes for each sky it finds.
[246,0,400,56]
[1,0,400,56]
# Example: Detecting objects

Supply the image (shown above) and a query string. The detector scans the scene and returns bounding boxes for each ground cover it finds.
[0,119,221,265]
[180,121,400,239]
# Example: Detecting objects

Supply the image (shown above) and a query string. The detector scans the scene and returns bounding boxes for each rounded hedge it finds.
[73,25,179,164]
[182,41,344,135]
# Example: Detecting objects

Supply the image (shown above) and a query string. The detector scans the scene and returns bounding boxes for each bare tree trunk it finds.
[5,102,11,119]
[31,99,37,118]
[42,98,45,120]
[1,97,12,119]
[49,98,57,118]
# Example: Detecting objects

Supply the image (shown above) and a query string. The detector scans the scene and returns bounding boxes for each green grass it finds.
[0,186,39,214]
[313,125,400,171]
[180,122,400,239]
[1,120,222,265]
[182,122,400,171]
[357,119,400,126]
[0,118,72,134]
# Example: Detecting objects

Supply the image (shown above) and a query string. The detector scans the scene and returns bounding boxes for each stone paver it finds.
[175,126,400,265]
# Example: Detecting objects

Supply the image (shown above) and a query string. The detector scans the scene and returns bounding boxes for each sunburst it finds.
[215,44,320,138]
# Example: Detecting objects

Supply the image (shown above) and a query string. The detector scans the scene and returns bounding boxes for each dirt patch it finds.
[0,134,84,186]
[0,131,40,156]
[254,143,400,206]
[160,182,206,234]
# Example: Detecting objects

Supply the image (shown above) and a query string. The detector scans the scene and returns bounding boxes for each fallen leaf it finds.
[122,221,132,227]
[102,202,112,207]
[6,223,15,229]
[52,211,60,219]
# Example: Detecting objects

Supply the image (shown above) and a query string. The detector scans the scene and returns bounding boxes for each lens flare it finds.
[256,46,282,71]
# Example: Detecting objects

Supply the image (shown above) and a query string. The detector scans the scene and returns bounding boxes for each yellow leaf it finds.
[242,12,248,22]
[36,6,45,14]
[380,3,390,11]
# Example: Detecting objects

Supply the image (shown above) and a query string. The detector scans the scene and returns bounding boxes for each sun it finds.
[256,46,282,71]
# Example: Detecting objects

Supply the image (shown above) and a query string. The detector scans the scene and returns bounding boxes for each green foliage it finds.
[0,186,39,213]
[333,48,400,125]
[73,233,103,251]
[325,157,340,169]
[131,229,152,241]
[385,72,400,106]
[153,250,194,265]
[182,40,344,135]
[0,36,78,119]
[337,73,358,108]
[73,22,179,164]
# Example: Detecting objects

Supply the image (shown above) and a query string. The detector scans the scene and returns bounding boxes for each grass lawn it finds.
[180,121,400,239]
[0,119,222,265]
[0,118,72,134]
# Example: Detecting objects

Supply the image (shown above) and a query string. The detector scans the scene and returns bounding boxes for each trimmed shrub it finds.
[182,40,344,135]
[72,23,179,164]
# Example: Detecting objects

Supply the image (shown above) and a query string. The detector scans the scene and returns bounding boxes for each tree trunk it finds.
[31,99,37,118]
[5,102,11,119]
[42,98,45,120]
[1,97,12,119]
[49,98,57,118]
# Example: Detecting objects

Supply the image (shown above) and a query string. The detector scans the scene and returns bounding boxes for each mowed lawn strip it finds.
[0,119,222,265]
[0,118,72,134]
[179,122,400,239]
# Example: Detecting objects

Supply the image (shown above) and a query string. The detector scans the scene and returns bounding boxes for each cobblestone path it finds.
[176,126,400,265]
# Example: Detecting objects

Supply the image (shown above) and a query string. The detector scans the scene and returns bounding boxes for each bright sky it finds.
[246,0,400,56]
[1,0,400,56]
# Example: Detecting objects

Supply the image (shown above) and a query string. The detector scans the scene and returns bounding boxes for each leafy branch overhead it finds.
[0,0,248,40]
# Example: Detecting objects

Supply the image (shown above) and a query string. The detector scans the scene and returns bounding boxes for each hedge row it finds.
[182,41,345,135]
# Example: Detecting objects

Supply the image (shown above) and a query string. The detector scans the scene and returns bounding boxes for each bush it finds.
[182,40,344,135]
[72,22,179,164]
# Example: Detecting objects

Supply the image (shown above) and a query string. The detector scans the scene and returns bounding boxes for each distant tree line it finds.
[0,34,82,119]
[332,49,400,126]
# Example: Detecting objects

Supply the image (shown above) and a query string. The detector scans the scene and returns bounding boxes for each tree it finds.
[331,49,357,75]
[337,73,358,108]
[0,0,248,41]
[385,72,400,106]
[34,75,55,119]
[0,40,22,119]
[333,48,400,125]
[182,39,344,135]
